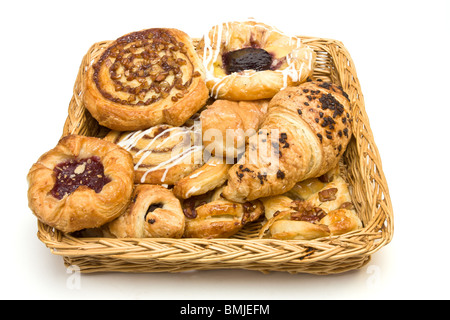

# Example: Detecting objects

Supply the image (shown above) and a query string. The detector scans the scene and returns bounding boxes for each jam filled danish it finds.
[106,185,185,238]
[27,135,134,233]
[83,28,209,131]
[197,21,316,100]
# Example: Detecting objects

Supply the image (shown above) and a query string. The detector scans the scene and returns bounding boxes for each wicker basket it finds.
[36,36,393,275]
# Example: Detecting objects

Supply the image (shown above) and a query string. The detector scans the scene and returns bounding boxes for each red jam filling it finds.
[50,156,111,200]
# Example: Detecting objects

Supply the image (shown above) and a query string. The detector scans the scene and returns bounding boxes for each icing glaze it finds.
[117,124,203,183]
[199,20,315,98]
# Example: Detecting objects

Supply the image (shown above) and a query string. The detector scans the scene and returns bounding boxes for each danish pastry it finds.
[106,185,185,238]
[200,99,269,158]
[197,21,316,100]
[182,186,264,239]
[27,135,134,233]
[104,123,203,185]
[173,156,231,199]
[222,80,352,202]
[83,28,209,131]
[259,170,362,240]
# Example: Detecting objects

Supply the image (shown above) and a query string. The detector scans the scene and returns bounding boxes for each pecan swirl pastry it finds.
[27,135,134,233]
[83,28,209,131]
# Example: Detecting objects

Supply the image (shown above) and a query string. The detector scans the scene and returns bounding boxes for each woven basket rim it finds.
[37,34,394,275]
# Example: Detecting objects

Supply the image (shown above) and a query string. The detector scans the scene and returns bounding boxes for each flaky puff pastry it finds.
[27,135,134,233]
[104,124,202,185]
[259,171,362,240]
[222,81,352,202]
[105,185,185,238]
[83,28,209,131]
[200,99,269,158]
[182,186,264,239]
[173,156,231,199]
[197,21,316,100]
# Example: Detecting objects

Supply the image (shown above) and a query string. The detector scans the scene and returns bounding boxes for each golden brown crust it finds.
[258,169,362,240]
[83,28,209,131]
[269,81,352,174]
[106,185,185,238]
[182,186,264,239]
[173,157,231,199]
[104,124,202,185]
[200,99,269,158]
[197,21,316,100]
[27,135,134,233]
[222,81,352,202]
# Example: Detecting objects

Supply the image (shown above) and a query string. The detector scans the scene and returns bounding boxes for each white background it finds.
[2,0,449,300]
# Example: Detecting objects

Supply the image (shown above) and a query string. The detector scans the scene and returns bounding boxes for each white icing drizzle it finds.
[199,20,314,98]
[188,170,204,179]
[185,186,201,198]
[117,124,203,183]
[140,145,203,183]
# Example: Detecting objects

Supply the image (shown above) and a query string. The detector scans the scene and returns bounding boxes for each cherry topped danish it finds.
[27,135,134,233]
[51,156,110,200]
[197,20,316,101]
[83,28,209,131]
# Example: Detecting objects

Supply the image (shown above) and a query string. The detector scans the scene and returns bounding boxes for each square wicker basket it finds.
[36,36,394,275]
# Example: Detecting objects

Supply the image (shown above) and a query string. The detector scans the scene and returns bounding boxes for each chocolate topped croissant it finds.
[222,81,352,202]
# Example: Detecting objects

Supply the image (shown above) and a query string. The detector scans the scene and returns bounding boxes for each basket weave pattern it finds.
[37,37,394,275]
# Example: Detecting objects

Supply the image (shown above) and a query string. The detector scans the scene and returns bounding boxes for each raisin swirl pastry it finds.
[105,185,185,238]
[27,135,134,233]
[182,186,264,239]
[197,21,316,101]
[104,123,202,185]
[83,28,209,131]
[259,170,362,240]
[222,81,352,202]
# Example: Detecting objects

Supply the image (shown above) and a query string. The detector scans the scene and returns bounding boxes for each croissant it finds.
[222,81,352,202]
